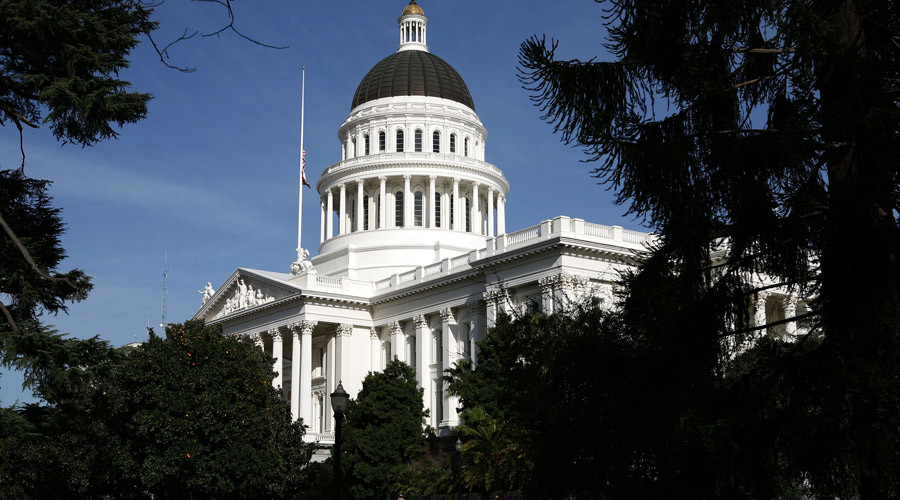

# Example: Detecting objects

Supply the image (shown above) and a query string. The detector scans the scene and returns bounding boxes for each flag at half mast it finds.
[301,148,311,188]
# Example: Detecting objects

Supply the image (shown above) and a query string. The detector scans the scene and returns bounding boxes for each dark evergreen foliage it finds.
[515,1,900,497]
[0,321,313,498]
[343,359,427,500]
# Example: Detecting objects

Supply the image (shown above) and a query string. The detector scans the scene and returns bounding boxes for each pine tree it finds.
[519,1,900,497]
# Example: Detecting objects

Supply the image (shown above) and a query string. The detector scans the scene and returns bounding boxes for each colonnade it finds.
[320,174,506,243]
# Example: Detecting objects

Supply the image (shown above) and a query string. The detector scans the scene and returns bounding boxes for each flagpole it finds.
[297,66,306,260]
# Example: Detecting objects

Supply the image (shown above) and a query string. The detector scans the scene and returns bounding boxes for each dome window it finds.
[434,192,441,227]
[395,191,405,227]
[379,131,386,152]
[465,198,472,232]
[414,191,424,226]
[464,137,469,157]
[396,130,405,152]
[364,134,370,155]
[415,129,423,152]
[450,134,456,153]
[433,131,440,153]
[363,195,370,230]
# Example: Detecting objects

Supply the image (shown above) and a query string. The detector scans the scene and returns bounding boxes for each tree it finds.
[343,359,426,500]
[518,1,900,497]
[0,321,313,498]
[1,0,283,429]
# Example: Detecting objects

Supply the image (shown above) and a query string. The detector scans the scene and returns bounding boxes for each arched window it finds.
[414,129,423,152]
[434,192,441,228]
[464,137,469,157]
[433,131,440,153]
[347,198,358,233]
[363,194,369,230]
[414,191,424,226]
[396,130,404,152]
[465,198,472,232]
[351,137,356,158]
[364,134,370,155]
[450,134,456,153]
[379,131,386,152]
[395,191,404,227]
[450,195,455,229]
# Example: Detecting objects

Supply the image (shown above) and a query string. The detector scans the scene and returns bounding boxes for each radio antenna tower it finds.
[160,251,168,329]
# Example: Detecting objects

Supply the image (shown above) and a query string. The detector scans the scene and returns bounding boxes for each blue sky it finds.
[1,0,642,404]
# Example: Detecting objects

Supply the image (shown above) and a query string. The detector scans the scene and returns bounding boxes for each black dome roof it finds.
[351,50,475,110]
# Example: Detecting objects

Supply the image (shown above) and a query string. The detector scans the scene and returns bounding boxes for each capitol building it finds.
[192,1,799,441]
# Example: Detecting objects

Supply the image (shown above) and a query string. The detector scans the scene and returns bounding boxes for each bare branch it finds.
[0,211,78,292]
[732,47,796,54]
[195,0,288,49]
[146,29,197,73]
[731,74,777,90]
[0,302,17,332]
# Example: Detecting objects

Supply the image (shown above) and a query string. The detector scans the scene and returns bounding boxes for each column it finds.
[270,328,283,392]
[428,175,437,229]
[472,182,480,235]
[452,177,460,231]
[538,276,556,314]
[379,176,387,229]
[254,331,265,350]
[783,296,797,337]
[413,315,428,386]
[370,328,381,371]
[403,174,412,228]
[320,199,326,244]
[389,321,403,362]
[326,189,334,239]
[335,324,352,392]
[290,325,301,422]
[416,316,432,423]
[325,332,335,432]
[487,187,495,237]
[299,321,316,426]
[753,292,769,340]
[466,303,485,366]
[338,183,347,235]
[498,195,506,235]
[356,180,364,232]
[440,308,459,426]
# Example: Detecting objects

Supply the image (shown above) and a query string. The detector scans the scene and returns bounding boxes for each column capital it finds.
[452,177,460,184]
[389,320,403,335]
[428,174,438,182]
[440,308,454,323]
[289,320,317,336]
[378,175,388,182]
[370,327,380,340]
[413,314,428,328]
[335,323,353,337]
[487,186,495,194]
[403,174,412,181]
[357,178,365,186]
[267,327,280,338]
[338,182,346,191]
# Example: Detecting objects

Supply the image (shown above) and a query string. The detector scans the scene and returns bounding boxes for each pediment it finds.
[195,268,300,322]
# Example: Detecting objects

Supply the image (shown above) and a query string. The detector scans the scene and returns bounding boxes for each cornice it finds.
[317,159,509,194]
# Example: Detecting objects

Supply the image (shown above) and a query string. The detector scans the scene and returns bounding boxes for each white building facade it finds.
[193,1,802,442]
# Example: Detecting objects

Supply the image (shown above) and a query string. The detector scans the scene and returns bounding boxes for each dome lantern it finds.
[398,1,428,52]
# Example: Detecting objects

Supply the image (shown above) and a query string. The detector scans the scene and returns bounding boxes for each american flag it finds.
[301,148,311,188]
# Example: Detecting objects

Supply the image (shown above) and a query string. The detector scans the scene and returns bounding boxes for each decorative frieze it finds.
[213,277,276,319]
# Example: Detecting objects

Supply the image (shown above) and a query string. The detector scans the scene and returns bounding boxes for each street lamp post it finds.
[331,381,349,500]
[456,436,463,500]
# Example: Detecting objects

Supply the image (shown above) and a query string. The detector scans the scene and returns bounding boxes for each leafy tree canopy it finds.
[343,359,426,500]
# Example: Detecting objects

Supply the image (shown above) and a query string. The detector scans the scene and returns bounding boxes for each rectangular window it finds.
[450,196,454,230]
[450,134,456,153]
[414,192,423,226]
[433,132,440,153]
[365,135,370,155]
[379,132,386,152]
[395,191,404,227]
[434,193,441,228]
[363,195,369,230]
[434,381,443,424]
[414,130,423,152]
